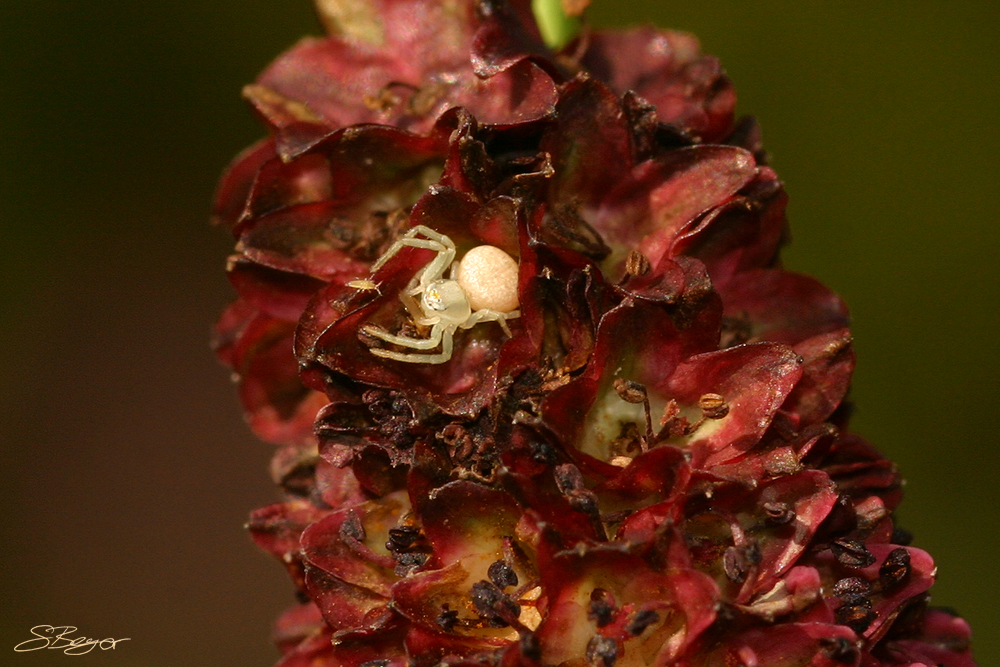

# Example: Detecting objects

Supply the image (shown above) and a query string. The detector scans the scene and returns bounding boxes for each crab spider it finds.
[361,225,520,364]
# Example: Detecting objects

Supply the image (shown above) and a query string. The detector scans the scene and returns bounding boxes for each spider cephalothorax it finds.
[361,225,521,364]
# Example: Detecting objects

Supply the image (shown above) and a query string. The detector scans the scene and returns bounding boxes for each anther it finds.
[830,539,876,569]
[585,635,619,667]
[878,547,911,591]
[588,588,616,627]
[488,559,519,589]
[698,393,729,419]
[723,546,750,584]
[470,580,521,628]
[614,378,647,404]
[386,525,421,552]
[519,632,542,660]
[613,379,653,442]
[832,576,871,604]
[624,250,651,277]
[891,526,914,546]
[762,501,797,525]
[436,604,459,631]
[835,600,876,633]
[554,463,585,494]
[394,552,428,577]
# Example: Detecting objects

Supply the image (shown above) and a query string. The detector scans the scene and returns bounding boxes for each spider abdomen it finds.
[456,245,519,313]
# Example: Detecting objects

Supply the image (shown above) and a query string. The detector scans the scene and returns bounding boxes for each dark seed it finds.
[386,525,421,552]
[585,635,619,667]
[879,547,911,591]
[470,580,520,628]
[588,588,616,627]
[626,609,660,636]
[762,501,797,525]
[818,637,860,665]
[436,604,459,631]
[471,580,503,611]
[394,551,428,577]
[488,559,518,589]
[832,576,872,604]
[835,601,876,633]
[831,538,876,569]
[359,661,390,667]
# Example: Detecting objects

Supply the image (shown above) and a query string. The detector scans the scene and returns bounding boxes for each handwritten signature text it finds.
[14,625,130,655]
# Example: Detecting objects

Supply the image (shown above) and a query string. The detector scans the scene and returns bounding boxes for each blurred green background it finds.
[1,1,996,665]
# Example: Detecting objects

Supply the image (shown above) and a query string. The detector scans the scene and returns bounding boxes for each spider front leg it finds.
[399,290,437,327]
[365,323,455,364]
[373,225,456,284]
[362,321,444,351]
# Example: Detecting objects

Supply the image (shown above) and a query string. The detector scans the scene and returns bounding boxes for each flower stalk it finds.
[531,0,582,48]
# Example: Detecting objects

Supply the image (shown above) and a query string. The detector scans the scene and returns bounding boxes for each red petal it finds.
[212,136,276,232]
[596,146,757,279]
[536,545,717,666]
[272,602,325,655]
[884,608,976,667]
[304,563,391,632]
[301,491,410,596]
[720,269,850,346]
[580,27,736,142]
[237,202,374,280]
[784,329,855,426]
[227,256,327,320]
[230,313,328,446]
[543,76,635,212]
[667,343,803,468]
[248,499,330,591]
[671,167,787,287]
[689,622,858,667]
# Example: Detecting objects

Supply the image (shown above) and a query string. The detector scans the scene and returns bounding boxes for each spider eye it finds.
[424,287,445,310]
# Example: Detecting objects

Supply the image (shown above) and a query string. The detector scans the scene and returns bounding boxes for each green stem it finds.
[531,0,581,50]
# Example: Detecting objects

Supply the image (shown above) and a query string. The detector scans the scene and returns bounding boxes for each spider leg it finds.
[461,309,521,337]
[362,323,443,350]
[372,236,448,272]
[367,325,455,364]
[404,225,455,248]
[415,244,455,293]
[399,290,437,326]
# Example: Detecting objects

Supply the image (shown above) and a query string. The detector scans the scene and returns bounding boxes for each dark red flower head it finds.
[216,1,978,665]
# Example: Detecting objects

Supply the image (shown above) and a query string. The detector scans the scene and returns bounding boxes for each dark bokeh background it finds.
[1,1,996,665]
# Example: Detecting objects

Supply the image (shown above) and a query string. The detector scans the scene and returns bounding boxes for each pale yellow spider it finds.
[360,225,521,364]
